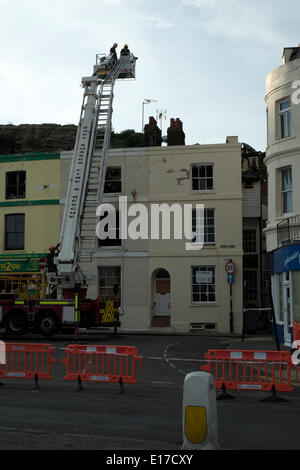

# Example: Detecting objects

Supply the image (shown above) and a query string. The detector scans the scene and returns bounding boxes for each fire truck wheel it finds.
[5,310,28,335]
[37,311,59,337]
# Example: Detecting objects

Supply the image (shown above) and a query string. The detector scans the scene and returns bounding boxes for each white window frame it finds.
[191,163,214,192]
[278,98,291,139]
[191,266,216,304]
[281,166,293,215]
[192,208,216,245]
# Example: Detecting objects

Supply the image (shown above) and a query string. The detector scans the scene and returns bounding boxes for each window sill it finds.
[190,190,215,194]
[98,245,123,250]
[190,303,218,307]
[273,136,295,144]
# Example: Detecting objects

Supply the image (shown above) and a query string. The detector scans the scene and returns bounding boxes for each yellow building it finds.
[0,152,61,288]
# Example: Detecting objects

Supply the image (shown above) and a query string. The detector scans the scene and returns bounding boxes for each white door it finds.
[154,279,170,316]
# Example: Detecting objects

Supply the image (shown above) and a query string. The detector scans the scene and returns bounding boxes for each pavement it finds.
[0,330,299,450]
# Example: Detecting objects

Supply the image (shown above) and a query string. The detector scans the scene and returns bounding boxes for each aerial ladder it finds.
[56,52,137,293]
[0,52,138,337]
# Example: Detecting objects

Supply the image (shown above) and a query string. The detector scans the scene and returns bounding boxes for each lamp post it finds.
[142,99,157,132]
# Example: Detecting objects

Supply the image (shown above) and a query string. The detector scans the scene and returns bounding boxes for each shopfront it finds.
[270,243,300,346]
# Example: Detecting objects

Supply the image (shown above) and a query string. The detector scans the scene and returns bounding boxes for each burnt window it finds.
[98,210,121,247]
[104,167,121,193]
[6,171,26,199]
[5,214,25,250]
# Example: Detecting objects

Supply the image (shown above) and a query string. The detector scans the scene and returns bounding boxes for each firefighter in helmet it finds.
[120,44,130,56]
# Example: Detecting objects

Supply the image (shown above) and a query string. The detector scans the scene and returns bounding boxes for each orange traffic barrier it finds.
[62,344,142,384]
[0,343,56,380]
[200,350,293,392]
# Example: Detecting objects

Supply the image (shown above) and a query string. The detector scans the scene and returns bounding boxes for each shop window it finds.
[292,271,300,323]
[5,214,25,250]
[192,266,216,303]
[6,171,26,199]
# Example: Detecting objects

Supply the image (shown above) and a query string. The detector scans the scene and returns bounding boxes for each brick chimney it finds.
[144,116,162,146]
[167,118,185,146]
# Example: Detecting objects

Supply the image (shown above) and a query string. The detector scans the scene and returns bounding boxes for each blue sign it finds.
[270,243,300,273]
[227,274,234,284]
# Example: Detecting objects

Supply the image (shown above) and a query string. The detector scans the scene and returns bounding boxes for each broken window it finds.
[104,167,121,193]
[98,210,121,247]
[6,171,26,199]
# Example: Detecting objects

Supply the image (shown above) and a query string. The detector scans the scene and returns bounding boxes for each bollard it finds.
[182,371,220,450]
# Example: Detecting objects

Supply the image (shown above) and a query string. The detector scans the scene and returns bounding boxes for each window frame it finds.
[191,163,214,192]
[5,213,25,250]
[281,166,293,215]
[5,171,26,200]
[104,167,122,194]
[243,229,257,253]
[98,266,121,300]
[192,207,216,245]
[191,265,216,304]
[278,98,291,139]
[98,209,122,248]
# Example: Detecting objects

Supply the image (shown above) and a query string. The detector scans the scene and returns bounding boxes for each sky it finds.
[0,0,299,150]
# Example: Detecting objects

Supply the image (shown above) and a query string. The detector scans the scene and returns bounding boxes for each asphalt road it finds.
[0,332,299,450]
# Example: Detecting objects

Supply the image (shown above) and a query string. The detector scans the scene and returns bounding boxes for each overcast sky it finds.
[0,0,299,150]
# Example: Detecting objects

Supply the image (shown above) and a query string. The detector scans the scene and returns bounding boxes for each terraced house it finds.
[0,151,61,290]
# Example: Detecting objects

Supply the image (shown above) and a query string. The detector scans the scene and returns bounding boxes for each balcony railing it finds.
[277,214,300,247]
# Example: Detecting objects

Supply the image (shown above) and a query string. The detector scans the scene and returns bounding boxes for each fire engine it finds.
[0,51,137,337]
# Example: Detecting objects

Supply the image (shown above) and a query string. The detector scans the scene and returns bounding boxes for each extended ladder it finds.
[58,54,137,278]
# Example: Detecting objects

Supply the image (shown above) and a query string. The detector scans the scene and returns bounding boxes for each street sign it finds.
[227,274,234,284]
[225,261,236,275]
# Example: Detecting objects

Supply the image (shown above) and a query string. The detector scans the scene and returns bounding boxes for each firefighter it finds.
[47,244,60,274]
[120,44,130,56]
[110,43,118,62]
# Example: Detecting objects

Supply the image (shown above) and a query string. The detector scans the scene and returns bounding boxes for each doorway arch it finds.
[151,269,171,327]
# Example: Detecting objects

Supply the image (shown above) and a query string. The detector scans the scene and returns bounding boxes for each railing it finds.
[277,215,300,247]
[0,277,59,303]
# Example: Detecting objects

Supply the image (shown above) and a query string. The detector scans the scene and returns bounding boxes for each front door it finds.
[154,279,170,316]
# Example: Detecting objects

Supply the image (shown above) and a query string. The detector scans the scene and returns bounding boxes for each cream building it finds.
[0,152,61,283]
[61,137,243,334]
[265,45,300,345]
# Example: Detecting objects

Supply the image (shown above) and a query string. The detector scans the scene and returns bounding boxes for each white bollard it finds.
[182,371,220,450]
